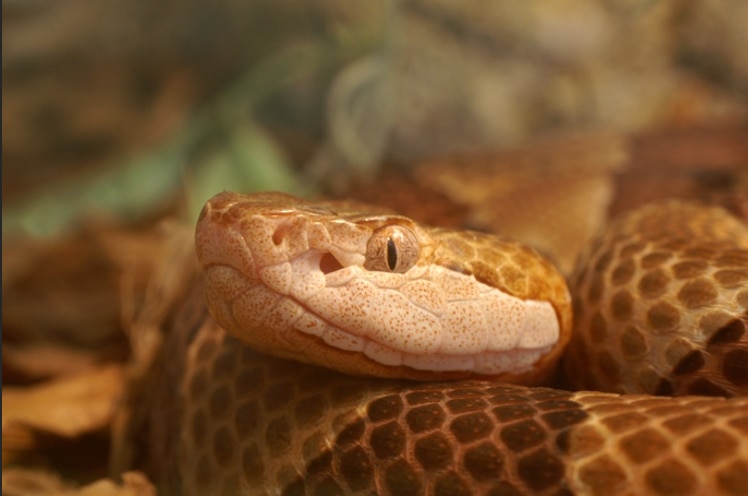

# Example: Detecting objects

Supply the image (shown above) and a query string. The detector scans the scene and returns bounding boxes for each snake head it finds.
[196,191,571,384]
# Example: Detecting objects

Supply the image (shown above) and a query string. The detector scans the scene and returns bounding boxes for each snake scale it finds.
[132,187,748,496]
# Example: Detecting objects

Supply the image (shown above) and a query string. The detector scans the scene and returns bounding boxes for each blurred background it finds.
[3,0,748,492]
[4,0,748,235]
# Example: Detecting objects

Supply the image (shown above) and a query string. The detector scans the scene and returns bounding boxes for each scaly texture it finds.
[566,201,748,396]
[157,304,748,495]
[139,192,748,495]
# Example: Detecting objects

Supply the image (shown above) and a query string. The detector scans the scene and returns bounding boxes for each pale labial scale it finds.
[321,325,366,352]
[406,265,428,281]
[473,352,514,374]
[473,348,546,375]
[327,248,366,269]
[322,266,358,288]
[360,269,410,290]
[262,297,304,333]
[402,352,475,372]
[371,286,443,354]
[204,266,254,302]
[362,265,428,291]
[399,279,446,316]
[364,341,403,366]
[517,348,547,369]
[287,253,327,300]
[303,281,373,337]
[437,299,489,354]
[305,278,443,354]
[429,266,481,301]
[397,347,547,373]
[518,300,560,348]
[232,285,278,330]
[259,262,292,295]
[477,289,524,351]
[293,312,327,337]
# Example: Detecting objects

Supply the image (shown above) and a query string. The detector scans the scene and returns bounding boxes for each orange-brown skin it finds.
[195,191,571,385]
[147,295,748,496]
[566,201,748,397]
[136,192,748,495]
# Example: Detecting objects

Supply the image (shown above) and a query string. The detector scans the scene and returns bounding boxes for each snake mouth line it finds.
[209,243,560,376]
[295,318,552,375]
[204,261,554,376]
[271,283,552,375]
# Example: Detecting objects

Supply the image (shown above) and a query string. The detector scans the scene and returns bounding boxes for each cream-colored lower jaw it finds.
[211,248,561,375]
[289,289,559,375]
[294,319,554,374]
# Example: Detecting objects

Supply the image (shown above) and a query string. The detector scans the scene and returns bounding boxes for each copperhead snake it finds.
[132,186,748,495]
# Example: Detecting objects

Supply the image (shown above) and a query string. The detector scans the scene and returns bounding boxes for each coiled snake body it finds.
[139,191,748,495]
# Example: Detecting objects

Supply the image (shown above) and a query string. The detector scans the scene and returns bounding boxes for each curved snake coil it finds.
[141,191,748,495]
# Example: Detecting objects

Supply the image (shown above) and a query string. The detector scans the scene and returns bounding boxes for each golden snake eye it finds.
[364,225,419,273]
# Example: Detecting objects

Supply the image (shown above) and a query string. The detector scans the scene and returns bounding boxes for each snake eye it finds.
[386,238,397,270]
[364,225,419,273]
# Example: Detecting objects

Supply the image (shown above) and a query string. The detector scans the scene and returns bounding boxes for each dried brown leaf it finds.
[3,344,103,383]
[2,468,156,496]
[3,365,125,442]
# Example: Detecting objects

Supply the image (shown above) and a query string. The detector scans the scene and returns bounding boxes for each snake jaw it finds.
[197,191,570,382]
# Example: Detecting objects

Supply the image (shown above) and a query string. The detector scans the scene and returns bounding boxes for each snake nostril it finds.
[272,222,295,246]
[320,253,344,274]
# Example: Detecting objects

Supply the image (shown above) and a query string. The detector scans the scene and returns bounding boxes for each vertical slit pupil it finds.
[386,238,398,271]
